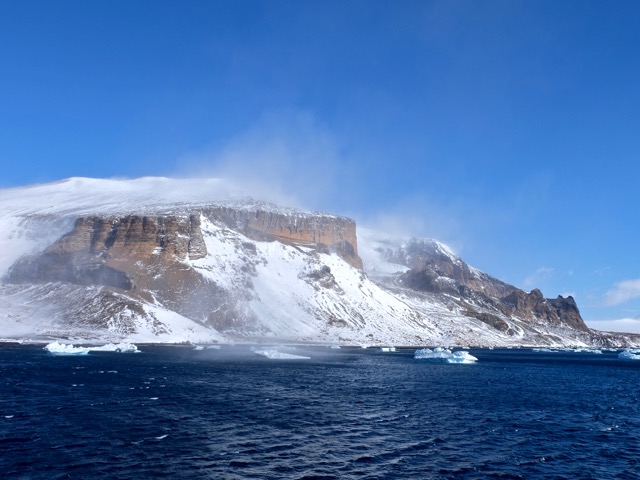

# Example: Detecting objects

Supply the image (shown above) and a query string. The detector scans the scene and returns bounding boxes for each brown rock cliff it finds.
[205,206,362,269]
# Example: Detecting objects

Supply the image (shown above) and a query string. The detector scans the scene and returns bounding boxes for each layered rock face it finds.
[205,206,362,269]
[8,214,234,330]
[9,207,362,288]
[9,215,207,290]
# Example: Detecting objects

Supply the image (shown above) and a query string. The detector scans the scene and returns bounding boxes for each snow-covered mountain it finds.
[1,177,637,347]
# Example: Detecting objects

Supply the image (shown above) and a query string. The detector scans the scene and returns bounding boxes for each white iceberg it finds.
[414,347,478,364]
[251,347,310,360]
[619,349,640,360]
[89,343,140,353]
[44,341,90,355]
[380,347,396,352]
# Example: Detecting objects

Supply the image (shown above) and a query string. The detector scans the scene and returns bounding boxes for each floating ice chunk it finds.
[251,347,310,360]
[572,348,603,354]
[44,341,90,355]
[619,349,640,360]
[380,347,396,352]
[89,343,140,353]
[193,346,205,351]
[414,347,478,364]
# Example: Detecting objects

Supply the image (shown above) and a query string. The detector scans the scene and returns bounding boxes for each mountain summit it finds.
[0,177,635,346]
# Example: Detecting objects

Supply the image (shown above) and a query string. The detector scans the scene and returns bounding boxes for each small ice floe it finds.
[193,346,205,351]
[414,347,478,364]
[251,347,310,360]
[89,343,140,353]
[619,349,640,360]
[44,341,90,355]
[155,434,168,440]
[571,347,603,354]
[380,347,396,352]
[533,348,559,353]
[5,415,14,419]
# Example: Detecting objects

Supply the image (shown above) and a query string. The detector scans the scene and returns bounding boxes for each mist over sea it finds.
[2,345,639,479]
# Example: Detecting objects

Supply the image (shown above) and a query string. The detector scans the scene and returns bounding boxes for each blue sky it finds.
[1,0,640,331]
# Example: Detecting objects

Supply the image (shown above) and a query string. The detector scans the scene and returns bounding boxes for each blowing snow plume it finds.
[174,110,351,212]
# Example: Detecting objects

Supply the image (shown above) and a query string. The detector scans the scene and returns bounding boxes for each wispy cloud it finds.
[603,279,640,306]
[523,266,554,289]
[586,317,640,334]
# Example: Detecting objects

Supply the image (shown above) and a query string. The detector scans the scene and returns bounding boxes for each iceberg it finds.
[44,341,140,355]
[44,341,90,355]
[380,347,396,352]
[414,347,478,364]
[619,349,640,360]
[251,347,310,360]
[89,343,140,353]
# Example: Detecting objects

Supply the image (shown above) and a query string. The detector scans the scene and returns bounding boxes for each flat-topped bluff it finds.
[8,205,363,290]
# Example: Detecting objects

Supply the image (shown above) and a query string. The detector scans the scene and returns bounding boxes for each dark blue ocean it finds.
[2,345,640,479]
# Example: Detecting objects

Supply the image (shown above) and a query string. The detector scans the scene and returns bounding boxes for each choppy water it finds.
[2,345,640,479]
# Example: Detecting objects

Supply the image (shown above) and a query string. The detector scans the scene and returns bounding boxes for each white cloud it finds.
[603,279,640,306]
[523,266,554,289]
[586,317,640,334]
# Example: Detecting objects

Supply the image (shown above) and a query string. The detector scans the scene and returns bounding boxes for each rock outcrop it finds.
[501,289,588,331]
[369,237,590,335]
